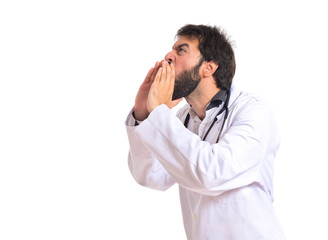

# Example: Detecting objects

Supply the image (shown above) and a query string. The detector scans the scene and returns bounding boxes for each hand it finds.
[134,62,160,121]
[147,60,182,113]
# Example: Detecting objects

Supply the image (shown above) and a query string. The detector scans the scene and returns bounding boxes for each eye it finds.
[178,47,186,54]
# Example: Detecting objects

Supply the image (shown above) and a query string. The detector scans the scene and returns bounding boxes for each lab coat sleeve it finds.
[132,100,278,196]
[125,109,176,191]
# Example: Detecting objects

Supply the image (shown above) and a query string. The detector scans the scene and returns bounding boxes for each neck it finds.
[185,82,220,120]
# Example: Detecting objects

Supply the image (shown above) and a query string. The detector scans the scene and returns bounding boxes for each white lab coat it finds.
[125,84,285,240]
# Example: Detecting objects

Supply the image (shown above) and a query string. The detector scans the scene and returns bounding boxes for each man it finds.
[125,24,285,239]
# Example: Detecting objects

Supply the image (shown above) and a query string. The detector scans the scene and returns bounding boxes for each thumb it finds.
[169,98,183,109]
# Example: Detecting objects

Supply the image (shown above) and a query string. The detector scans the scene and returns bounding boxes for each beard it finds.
[172,58,204,100]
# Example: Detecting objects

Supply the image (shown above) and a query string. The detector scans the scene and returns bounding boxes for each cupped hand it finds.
[134,62,160,121]
[147,60,181,113]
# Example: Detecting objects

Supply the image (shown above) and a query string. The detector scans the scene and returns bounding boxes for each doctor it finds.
[125,24,285,240]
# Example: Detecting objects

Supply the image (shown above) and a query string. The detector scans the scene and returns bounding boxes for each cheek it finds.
[174,66,182,77]
[174,59,188,76]
[173,61,183,76]
[174,57,198,76]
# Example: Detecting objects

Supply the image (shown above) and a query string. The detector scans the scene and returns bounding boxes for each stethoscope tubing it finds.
[183,90,230,143]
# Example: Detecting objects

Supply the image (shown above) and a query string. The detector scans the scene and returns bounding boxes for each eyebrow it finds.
[172,43,190,50]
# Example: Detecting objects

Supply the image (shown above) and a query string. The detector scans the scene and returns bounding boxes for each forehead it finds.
[173,36,200,50]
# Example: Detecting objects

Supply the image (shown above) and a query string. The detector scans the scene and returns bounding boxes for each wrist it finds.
[133,108,149,121]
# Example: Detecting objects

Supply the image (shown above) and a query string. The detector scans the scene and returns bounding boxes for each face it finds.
[165,36,204,100]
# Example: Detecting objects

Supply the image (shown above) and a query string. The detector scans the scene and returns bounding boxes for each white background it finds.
[1,0,327,239]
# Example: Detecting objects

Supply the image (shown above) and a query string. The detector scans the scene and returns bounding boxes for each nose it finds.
[165,50,175,64]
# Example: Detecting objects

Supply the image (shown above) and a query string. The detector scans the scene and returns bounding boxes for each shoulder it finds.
[230,84,271,114]
[228,85,277,129]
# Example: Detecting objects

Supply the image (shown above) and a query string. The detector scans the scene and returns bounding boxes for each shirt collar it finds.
[206,89,228,111]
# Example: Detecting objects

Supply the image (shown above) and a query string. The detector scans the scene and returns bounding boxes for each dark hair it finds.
[176,24,236,90]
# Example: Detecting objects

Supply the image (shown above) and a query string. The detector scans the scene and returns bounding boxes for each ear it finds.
[202,61,218,78]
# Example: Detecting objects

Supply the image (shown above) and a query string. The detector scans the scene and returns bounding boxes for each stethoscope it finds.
[183,90,231,143]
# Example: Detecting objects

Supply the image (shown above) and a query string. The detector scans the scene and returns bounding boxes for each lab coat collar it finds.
[206,89,228,111]
[205,82,239,111]
[227,82,240,109]
[186,82,239,123]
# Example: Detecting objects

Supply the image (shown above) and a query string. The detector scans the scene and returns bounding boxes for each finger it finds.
[166,61,171,82]
[144,67,155,84]
[169,98,183,108]
[150,62,160,83]
[154,67,162,84]
[161,61,167,84]
[169,63,175,93]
